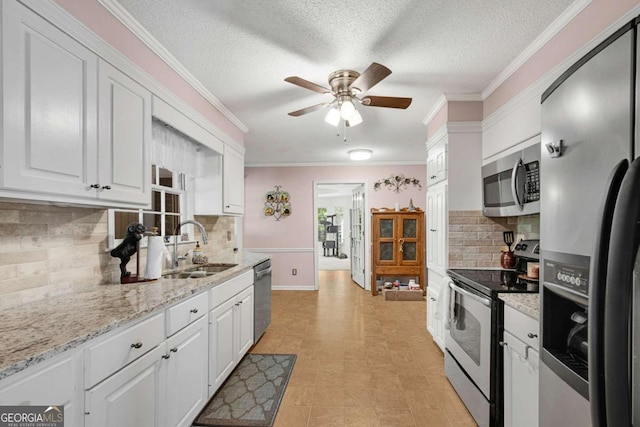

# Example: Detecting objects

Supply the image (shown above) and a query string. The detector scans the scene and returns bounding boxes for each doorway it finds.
[313,181,370,291]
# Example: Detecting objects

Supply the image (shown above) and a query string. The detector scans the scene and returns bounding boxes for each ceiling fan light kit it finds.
[348,149,372,161]
[285,62,412,127]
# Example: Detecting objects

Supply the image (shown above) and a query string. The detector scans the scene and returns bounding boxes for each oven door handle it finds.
[449,282,491,307]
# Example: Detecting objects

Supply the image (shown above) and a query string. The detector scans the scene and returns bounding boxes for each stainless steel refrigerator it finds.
[540,18,640,427]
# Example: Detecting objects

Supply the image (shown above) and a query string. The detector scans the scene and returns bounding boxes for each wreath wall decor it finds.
[373,174,422,193]
[263,185,292,221]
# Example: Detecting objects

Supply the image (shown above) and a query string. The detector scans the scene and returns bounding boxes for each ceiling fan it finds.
[284,62,412,127]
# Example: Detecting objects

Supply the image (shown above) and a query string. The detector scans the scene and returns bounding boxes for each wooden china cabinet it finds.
[371,208,425,295]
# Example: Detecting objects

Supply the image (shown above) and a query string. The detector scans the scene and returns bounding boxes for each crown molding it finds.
[481,0,593,99]
[422,93,482,126]
[426,121,482,149]
[97,0,248,133]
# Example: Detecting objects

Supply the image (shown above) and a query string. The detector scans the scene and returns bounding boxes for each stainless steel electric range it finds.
[444,239,540,427]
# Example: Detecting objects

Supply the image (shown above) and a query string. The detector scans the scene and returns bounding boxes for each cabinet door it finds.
[373,214,397,266]
[236,286,255,360]
[2,0,98,197]
[209,298,236,395]
[223,145,244,214]
[398,213,423,267]
[503,331,539,427]
[0,353,79,427]
[85,345,165,427]
[165,317,208,427]
[426,139,447,186]
[426,191,436,269]
[98,59,151,206]
[426,287,438,335]
[434,185,447,273]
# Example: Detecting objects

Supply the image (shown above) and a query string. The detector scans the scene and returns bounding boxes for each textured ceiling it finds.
[116,0,575,165]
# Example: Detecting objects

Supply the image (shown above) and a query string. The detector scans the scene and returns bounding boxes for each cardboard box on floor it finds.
[383,289,424,301]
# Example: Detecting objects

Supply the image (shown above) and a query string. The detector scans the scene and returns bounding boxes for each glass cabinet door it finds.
[399,214,422,266]
[375,215,397,265]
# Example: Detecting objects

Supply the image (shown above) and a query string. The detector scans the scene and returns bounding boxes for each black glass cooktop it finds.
[447,269,539,298]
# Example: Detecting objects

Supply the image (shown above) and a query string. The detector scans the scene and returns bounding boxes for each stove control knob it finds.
[521,244,528,250]
[515,244,521,251]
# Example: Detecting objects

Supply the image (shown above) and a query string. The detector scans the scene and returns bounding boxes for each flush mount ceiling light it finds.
[348,149,372,161]
[285,63,412,128]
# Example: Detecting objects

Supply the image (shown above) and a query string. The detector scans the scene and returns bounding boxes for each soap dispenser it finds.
[192,241,204,264]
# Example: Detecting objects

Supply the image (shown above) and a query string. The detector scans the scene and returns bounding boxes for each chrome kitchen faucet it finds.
[173,219,208,268]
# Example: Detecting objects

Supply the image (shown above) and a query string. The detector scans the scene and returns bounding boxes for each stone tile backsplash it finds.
[448,211,540,269]
[0,202,235,305]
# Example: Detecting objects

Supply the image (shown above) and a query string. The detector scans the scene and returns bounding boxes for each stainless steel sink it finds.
[163,270,216,280]
[162,263,237,279]
[186,263,237,273]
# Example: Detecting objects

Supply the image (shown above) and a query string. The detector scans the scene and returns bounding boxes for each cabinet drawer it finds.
[166,291,208,337]
[504,305,539,351]
[85,312,164,388]
[210,270,253,307]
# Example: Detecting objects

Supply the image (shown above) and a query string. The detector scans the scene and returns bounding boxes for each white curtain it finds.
[151,118,199,175]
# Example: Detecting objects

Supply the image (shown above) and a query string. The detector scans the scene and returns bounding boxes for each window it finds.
[108,165,191,249]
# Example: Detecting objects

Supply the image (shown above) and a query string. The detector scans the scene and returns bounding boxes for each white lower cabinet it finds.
[503,305,540,427]
[426,286,445,352]
[165,316,208,427]
[209,274,254,397]
[0,351,82,427]
[85,344,165,427]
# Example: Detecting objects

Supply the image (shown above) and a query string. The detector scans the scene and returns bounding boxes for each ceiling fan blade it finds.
[361,96,412,109]
[350,63,392,93]
[284,76,332,95]
[288,102,330,116]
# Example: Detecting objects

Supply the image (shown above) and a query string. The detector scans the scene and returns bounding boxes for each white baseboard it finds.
[271,285,315,291]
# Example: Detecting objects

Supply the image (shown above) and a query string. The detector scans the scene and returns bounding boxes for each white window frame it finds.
[108,166,195,250]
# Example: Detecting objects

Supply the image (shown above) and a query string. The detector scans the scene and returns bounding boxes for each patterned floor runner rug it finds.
[193,354,296,427]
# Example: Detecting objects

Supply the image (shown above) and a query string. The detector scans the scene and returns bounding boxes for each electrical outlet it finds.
[292,269,297,276]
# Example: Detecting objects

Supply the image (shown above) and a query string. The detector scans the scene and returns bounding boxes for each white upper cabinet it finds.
[223,145,244,215]
[1,0,98,198]
[1,0,151,208]
[97,59,151,206]
[426,138,447,186]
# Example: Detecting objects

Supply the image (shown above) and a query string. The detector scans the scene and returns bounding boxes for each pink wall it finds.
[484,0,640,117]
[448,101,483,122]
[426,105,448,139]
[53,0,244,144]
[243,165,426,287]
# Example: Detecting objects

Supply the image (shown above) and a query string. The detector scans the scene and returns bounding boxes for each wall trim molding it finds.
[482,2,640,133]
[19,0,245,154]
[481,0,594,99]
[97,0,248,133]
[422,93,483,126]
[244,161,426,167]
[244,248,315,253]
[426,121,482,149]
[271,285,315,291]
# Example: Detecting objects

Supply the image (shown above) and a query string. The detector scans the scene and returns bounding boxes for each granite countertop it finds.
[499,293,540,320]
[0,252,269,381]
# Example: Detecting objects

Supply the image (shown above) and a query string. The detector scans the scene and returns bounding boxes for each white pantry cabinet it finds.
[426,182,447,276]
[209,270,254,396]
[0,0,151,208]
[502,305,539,427]
[426,138,447,187]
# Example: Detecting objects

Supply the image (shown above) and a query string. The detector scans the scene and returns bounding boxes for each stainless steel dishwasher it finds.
[253,260,272,343]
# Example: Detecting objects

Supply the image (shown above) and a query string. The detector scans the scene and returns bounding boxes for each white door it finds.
[165,317,208,427]
[98,59,151,206]
[209,298,236,395]
[85,345,165,427]
[2,0,98,197]
[350,184,366,288]
[236,286,255,360]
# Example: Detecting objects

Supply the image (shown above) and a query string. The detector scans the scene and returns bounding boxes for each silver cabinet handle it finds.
[162,354,171,359]
[170,347,178,353]
[430,297,436,301]
[131,342,143,349]
[430,175,437,179]
[499,341,508,347]
[527,332,538,339]
[190,308,198,314]
[90,184,100,189]
[101,185,111,190]
[449,282,491,307]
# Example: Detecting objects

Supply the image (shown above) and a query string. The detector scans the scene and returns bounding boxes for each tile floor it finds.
[250,270,476,427]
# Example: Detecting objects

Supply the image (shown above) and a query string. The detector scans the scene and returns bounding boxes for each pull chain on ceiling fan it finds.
[285,62,412,127]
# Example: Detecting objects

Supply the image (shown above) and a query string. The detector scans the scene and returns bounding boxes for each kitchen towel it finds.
[435,275,453,330]
[145,236,170,279]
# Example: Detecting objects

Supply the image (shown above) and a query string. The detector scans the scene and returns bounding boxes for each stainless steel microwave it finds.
[482,143,540,217]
